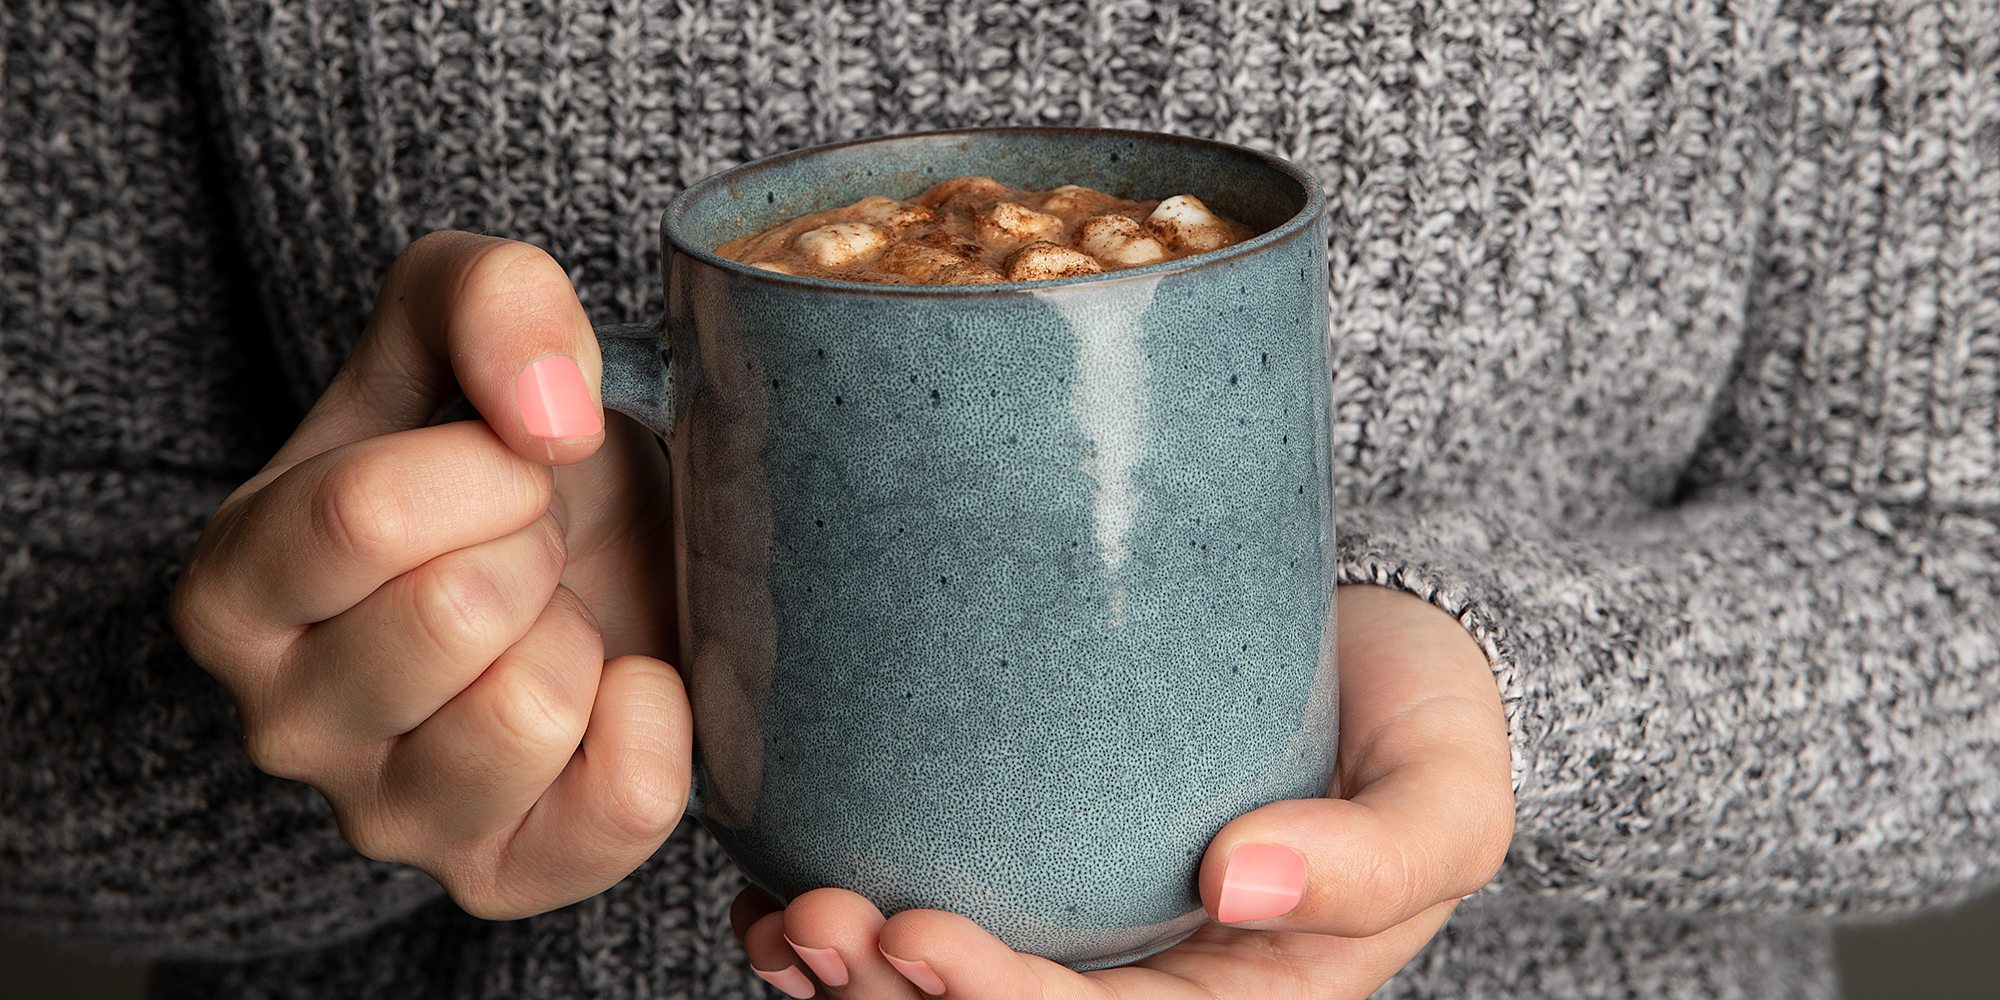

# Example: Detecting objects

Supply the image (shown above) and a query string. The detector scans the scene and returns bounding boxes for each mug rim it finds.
[661,126,1326,296]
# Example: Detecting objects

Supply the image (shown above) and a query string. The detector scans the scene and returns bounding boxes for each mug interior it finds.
[664,127,1319,290]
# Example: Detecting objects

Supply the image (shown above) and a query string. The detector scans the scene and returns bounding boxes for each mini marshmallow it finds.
[979,201,1066,246]
[1039,183,1114,215]
[880,243,966,281]
[851,196,936,231]
[880,243,1005,285]
[907,229,987,260]
[750,261,795,274]
[1074,214,1170,267]
[1145,194,1235,253]
[947,263,1006,284]
[916,175,1012,209]
[793,222,890,267]
[1005,241,1104,282]
[885,204,936,230]
[850,196,900,220]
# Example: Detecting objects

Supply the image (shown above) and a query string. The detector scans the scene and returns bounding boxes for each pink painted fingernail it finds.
[515,356,601,440]
[784,936,849,987]
[1216,843,1307,923]
[750,963,816,999]
[880,946,946,996]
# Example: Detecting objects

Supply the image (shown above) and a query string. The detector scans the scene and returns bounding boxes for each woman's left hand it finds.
[729,584,1515,999]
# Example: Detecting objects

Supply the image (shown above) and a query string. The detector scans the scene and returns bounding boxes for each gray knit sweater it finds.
[3,0,1997,997]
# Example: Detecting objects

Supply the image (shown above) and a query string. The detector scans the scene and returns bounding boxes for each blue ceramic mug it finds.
[596,127,1334,970]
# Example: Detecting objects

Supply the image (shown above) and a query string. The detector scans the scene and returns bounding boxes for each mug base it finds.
[1056,908,1210,972]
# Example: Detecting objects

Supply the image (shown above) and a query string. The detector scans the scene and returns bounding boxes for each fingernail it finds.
[1216,843,1307,923]
[750,963,816,999]
[516,356,601,440]
[879,946,946,996]
[784,936,849,987]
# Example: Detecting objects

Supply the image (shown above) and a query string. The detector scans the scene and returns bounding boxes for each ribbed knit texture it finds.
[3,1,1997,997]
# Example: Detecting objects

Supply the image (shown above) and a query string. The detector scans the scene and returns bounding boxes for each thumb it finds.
[271,231,606,471]
[1198,715,1514,938]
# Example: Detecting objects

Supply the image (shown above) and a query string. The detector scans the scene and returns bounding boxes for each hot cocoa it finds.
[715,176,1256,284]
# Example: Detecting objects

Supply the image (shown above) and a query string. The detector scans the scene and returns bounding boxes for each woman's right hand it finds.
[169,232,692,919]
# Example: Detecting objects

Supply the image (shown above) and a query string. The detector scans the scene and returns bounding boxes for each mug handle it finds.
[593,317,677,440]
[432,315,702,819]
[593,316,703,819]
[428,317,677,427]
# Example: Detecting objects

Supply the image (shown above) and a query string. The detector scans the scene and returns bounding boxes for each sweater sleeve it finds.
[1337,493,1999,921]
[1338,4,2000,922]
[0,0,442,959]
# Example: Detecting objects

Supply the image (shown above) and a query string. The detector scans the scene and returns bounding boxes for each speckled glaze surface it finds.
[596,128,1334,971]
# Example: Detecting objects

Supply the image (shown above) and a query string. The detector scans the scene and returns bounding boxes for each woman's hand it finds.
[170,231,690,919]
[729,584,1514,998]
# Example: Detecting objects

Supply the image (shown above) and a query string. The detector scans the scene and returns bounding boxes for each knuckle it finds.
[382,231,476,310]
[1466,789,1518,886]
[546,584,601,640]
[441,873,537,921]
[168,559,225,667]
[445,886,507,920]
[335,803,413,865]
[409,556,512,660]
[391,230,473,280]
[458,240,573,313]
[429,851,551,921]
[535,508,569,571]
[1349,842,1425,936]
[455,436,553,526]
[1419,770,1516,903]
[313,456,413,565]
[484,658,589,759]
[240,716,318,781]
[514,460,558,525]
[601,750,689,845]
[169,514,267,673]
[399,229,463,260]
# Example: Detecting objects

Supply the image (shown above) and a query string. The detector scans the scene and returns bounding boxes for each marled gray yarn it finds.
[2,1,1997,998]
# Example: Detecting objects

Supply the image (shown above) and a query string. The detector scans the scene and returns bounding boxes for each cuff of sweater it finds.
[1334,506,1534,800]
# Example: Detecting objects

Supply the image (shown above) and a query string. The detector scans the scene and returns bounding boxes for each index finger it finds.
[179,420,554,646]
